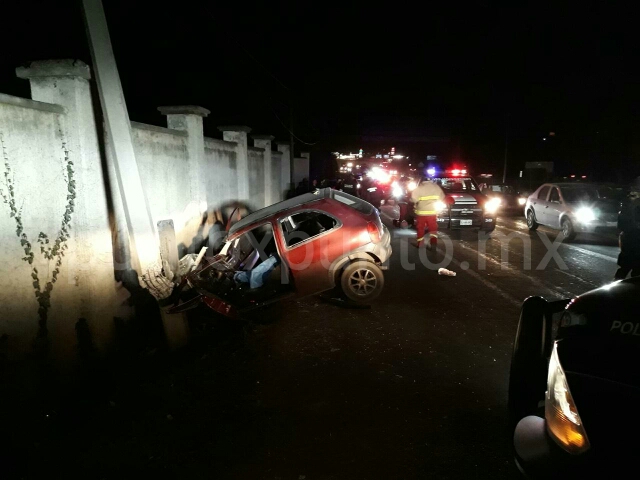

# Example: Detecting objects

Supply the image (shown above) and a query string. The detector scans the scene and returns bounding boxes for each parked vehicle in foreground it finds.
[509,278,640,478]
[524,183,624,241]
[166,188,392,318]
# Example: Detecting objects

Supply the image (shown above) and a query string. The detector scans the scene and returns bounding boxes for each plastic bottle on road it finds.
[438,268,457,277]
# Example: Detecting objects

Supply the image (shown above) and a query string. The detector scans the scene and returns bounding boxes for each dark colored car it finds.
[338,173,362,197]
[407,174,498,233]
[509,278,640,478]
[167,188,392,318]
[481,183,527,216]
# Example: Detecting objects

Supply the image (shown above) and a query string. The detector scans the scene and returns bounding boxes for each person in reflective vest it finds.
[410,177,446,248]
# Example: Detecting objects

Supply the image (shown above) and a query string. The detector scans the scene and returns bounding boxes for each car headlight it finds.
[407,181,417,191]
[575,207,595,223]
[356,183,361,189]
[434,200,447,212]
[484,197,501,214]
[392,185,403,198]
[518,197,526,206]
[545,342,590,455]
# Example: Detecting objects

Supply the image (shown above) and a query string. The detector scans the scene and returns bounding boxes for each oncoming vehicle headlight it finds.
[575,207,596,223]
[545,342,590,455]
[434,200,447,212]
[407,181,417,191]
[392,184,404,198]
[518,197,526,206]
[484,197,501,214]
[356,183,361,189]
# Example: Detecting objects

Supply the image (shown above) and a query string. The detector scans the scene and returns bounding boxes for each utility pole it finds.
[502,113,509,184]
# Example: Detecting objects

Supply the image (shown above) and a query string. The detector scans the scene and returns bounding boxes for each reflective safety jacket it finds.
[411,181,446,215]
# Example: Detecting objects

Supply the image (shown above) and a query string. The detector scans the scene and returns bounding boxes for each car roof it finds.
[545,182,608,188]
[228,188,332,236]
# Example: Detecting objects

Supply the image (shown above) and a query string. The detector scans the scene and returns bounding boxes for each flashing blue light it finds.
[427,168,436,176]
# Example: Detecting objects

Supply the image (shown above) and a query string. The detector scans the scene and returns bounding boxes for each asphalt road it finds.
[9,214,621,479]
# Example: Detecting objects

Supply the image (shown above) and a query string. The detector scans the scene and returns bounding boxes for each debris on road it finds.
[438,268,457,277]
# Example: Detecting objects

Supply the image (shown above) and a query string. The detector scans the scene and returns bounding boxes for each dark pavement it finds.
[8,215,620,479]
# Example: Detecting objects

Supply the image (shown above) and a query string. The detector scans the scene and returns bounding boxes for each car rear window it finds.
[330,190,374,215]
[434,177,478,191]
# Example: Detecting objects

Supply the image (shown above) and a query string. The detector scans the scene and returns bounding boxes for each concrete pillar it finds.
[158,105,210,207]
[252,134,274,206]
[277,142,291,197]
[15,59,117,354]
[218,126,251,202]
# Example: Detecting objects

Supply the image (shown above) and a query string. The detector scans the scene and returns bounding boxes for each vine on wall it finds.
[0,128,75,338]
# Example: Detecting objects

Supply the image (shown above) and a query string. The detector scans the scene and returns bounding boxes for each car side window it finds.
[537,186,551,200]
[281,211,338,248]
[549,188,560,203]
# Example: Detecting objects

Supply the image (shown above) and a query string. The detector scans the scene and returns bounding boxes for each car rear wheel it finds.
[340,261,384,303]
[561,218,576,242]
[526,210,539,231]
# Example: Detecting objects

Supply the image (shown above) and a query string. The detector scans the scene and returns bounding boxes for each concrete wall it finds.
[0,60,297,363]
[0,82,116,363]
[248,147,265,209]
[204,137,238,206]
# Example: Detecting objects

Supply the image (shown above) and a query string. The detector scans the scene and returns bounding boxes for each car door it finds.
[546,187,563,229]
[532,185,551,225]
[278,209,343,297]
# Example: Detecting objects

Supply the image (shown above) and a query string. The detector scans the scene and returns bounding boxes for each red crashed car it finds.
[167,188,392,319]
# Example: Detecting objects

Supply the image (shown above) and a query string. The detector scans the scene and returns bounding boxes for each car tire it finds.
[561,218,576,242]
[340,261,385,303]
[526,210,539,231]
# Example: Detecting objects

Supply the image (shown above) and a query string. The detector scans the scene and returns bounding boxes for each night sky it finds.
[2,1,639,182]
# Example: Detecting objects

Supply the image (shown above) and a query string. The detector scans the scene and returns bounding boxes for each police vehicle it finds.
[509,278,640,478]
[404,168,499,233]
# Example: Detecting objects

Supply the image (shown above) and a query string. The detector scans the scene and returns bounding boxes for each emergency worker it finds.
[410,177,446,249]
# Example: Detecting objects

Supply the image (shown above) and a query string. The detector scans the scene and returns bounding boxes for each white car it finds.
[524,183,622,241]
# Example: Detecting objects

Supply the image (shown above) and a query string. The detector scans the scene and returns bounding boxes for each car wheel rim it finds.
[527,213,533,227]
[563,222,570,237]
[348,268,377,296]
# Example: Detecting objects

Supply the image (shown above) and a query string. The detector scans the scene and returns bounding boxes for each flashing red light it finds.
[581,175,587,179]
[461,169,467,175]
[451,169,461,176]
[570,175,576,178]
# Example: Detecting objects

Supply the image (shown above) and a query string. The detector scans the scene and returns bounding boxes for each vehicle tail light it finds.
[545,342,590,454]
[367,222,381,243]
